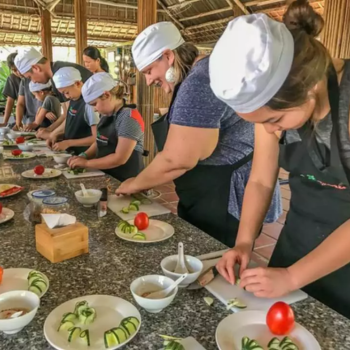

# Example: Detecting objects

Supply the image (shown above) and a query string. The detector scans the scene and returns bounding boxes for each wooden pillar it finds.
[137,0,157,165]
[322,0,350,58]
[74,0,88,65]
[41,10,53,61]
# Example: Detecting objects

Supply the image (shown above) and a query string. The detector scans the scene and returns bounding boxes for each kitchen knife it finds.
[187,266,219,290]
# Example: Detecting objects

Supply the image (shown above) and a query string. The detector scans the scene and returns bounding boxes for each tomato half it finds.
[134,212,149,230]
[266,301,295,335]
[16,136,25,144]
[11,149,22,156]
[34,165,45,176]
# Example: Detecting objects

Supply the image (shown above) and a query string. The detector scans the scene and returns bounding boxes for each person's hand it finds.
[46,135,57,149]
[68,156,87,169]
[36,128,49,140]
[216,242,253,285]
[12,124,22,131]
[240,267,297,298]
[45,112,57,122]
[0,123,7,128]
[115,178,139,195]
[52,140,70,152]
[24,123,38,131]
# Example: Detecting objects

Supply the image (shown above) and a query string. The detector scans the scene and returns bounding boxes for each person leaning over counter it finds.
[68,73,145,182]
[0,53,21,128]
[44,67,99,155]
[83,46,109,74]
[116,22,282,248]
[211,1,350,319]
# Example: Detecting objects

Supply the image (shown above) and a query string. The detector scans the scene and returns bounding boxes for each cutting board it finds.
[62,168,105,179]
[202,259,308,312]
[108,194,170,220]
[181,337,206,349]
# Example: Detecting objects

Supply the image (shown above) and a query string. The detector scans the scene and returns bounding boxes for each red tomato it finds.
[15,136,25,144]
[0,202,2,214]
[134,212,149,230]
[11,149,22,156]
[0,266,3,284]
[34,165,45,175]
[266,302,295,335]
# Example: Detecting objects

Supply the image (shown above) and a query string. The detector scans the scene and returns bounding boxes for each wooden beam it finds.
[179,7,232,22]
[41,9,53,61]
[245,0,284,6]
[74,0,88,65]
[157,0,185,30]
[232,0,250,14]
[167,0,201,10]
[184,16,234,31]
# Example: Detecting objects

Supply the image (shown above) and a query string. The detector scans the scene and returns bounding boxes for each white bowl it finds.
[161,255,203,287]
[7,133,16,141]
[18,143,33,151]
[0,291,40,334]
[130,275,178,313]
[53,154,71,164]
[0,126,10,134]
[75,189,102,207]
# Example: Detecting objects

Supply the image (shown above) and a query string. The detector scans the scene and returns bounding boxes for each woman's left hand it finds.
[116,178,139,195]
[240,267,297,298]
[69,156,88,169]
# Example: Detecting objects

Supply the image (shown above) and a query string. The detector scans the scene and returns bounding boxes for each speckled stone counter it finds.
[1,156,350,350]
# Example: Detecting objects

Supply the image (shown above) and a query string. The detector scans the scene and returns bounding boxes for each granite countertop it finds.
[1,156,350,350]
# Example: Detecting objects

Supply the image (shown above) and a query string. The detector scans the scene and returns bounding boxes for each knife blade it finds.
[187,266,219,290]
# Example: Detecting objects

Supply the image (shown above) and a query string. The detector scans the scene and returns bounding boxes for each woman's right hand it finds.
[216,242,253,285]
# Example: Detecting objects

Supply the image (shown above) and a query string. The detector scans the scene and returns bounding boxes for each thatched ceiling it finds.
[0,0,325,47]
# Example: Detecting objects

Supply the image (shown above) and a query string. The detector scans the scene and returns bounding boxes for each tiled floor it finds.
[154,169,290,266]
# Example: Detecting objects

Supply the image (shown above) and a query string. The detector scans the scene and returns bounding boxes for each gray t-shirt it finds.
[19,78,42,124]
[169,57,282,223]
[3,74,21,100]
[84,104,99,126]
[42,95,61,118]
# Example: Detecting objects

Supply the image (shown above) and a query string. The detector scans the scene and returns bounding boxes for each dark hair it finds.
[266,0,331,110]
[173,42,199,84]
[7,53,18,69]
[83,46,109,73]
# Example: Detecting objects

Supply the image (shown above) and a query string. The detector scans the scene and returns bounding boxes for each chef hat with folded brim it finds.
[14,48,43,75]
[82,72,117,104]
[209,14,294,114]
[52,67,82,89]
[132,21,185,71]
[29,81,52,92]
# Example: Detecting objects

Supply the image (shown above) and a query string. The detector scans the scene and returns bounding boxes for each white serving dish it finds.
[18,143,33,151]
[53,154,71,164]
[75,189,102,207]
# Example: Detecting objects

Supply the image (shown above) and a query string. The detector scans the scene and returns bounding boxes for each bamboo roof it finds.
[0,0,325,47]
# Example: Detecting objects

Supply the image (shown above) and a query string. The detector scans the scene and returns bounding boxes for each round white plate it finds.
[27,140,47,147]
[22,168,62,179]
[216,310,321,350]
[0,268,49,298]
[0,184,24,198]
[115,219,175,244]
[4,151,36,160]
[0,208,14,224]
[44,295,141,350]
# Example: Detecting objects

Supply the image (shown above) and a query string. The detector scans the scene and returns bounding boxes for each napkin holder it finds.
[35,222,89,263]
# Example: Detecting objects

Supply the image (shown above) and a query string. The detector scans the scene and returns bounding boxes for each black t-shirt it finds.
[3,74,21,100]
[51,61,93,102]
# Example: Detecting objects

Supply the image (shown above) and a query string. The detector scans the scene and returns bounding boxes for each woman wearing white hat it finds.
[68,73,145,181]
[46,67,99,155]
[24,81,61,131]
[116,22,282,247]
[212,0,350,318]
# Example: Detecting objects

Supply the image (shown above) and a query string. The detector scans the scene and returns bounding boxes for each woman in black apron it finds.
[116,22,281,247]
[212,2,350,318]
[68,72,145,181]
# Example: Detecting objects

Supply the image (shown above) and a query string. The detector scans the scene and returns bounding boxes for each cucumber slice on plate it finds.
[130,200,141,206]
[129,225,138,234]
[120,317,139,336]
[79,307,96,325]
[62,312,77,323]
[29,284,42,296]
[111,327,129,344]
[132,233,146,241]
[104,330,119,348]
[128,203,139,211]
[268,338,280,347]
[241,337,263,350]
[74,300,89,316]
[57,320,75,332]
[80,329,91,346]
[31,279,47,292]
[227,298,247,309]
[28,275,46,285]
[117,221,129,230]
[68,327,81,342]
[165,341,185,350]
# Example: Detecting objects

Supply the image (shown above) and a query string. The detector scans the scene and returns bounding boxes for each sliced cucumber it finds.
[28,270,45,279]
[79,307,96,325]
[29,284,42,296]
[62,312,77,323]
[120,317,139,336]
[117,221,129,230]
[130,200,141,206]
[227,298,247,309]
[235,278,241,286]
[68,327,81,343]
[31,279,47,292]
[104,330,118,348]
[280,337,293,346]
[80,329,91,346]
[268,338,280,347]
[241,337,263,350]
[57,320,75,332]
[111,327,128,344]
[129,225,138,234]
[28,275,47,285]
[282,345,299,350]
[132,233,146,241]
[121,207,129,214]
[165,341,185,350]
[128,203,139,211]
[74,300,89,316]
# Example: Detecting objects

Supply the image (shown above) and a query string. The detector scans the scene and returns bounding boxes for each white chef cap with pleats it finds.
[53,67,82,89]
[82,72,117,104]
[29,81,52,92]
[14,48,43,74]
[209,14,294,113]
[132,22,185,71]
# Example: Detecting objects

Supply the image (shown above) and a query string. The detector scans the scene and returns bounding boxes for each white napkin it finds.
[41,214,76,229]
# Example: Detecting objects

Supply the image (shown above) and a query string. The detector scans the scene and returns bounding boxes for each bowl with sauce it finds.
[53,154,71,165]
[0,290,40,334]
[75,189,102,207]
[130,275,178,313]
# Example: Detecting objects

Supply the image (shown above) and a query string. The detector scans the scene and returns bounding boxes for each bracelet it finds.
[79,152,88,159]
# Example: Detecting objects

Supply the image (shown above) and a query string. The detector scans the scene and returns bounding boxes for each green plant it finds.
[0,61,11,103]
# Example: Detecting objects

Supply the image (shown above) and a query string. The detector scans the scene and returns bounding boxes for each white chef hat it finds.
[29,81,52,92]
[82,72,117,104]
[132,22,185,71]
[52,67,82,89]
[209,14,294,113]
[14,48,43,75]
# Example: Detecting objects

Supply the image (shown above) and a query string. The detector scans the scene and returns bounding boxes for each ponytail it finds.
[83,46,110,73]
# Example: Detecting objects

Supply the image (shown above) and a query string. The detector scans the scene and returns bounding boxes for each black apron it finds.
[96,107,144,182]
[64,97,92,155]
[269,65,350,318]
[152,85,253,247]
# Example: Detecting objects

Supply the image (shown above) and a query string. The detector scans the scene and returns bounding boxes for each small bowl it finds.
[0,291,40,334]
[53,154,71,165]
[75,189,102,207]
[27,189,56,204]
[7,133,16,141]
[0,126,10,134]
[161,255,203,288]
[130,275,178,313]
[18,143,33,151]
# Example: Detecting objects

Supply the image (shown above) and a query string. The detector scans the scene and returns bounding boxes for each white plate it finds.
[216,311,321,350]
[115,219,175,244]
[22,168,62,179]
[0,208,14,224]
[0,184,24,198]
[44,295,141,350]
[4,151,36,160]
[27,140,47,147]
[0,268,49,298]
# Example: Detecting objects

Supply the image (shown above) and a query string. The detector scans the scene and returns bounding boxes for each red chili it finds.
[0,186,23,197]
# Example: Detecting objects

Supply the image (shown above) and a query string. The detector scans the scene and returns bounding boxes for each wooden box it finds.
[35,222,89,263]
